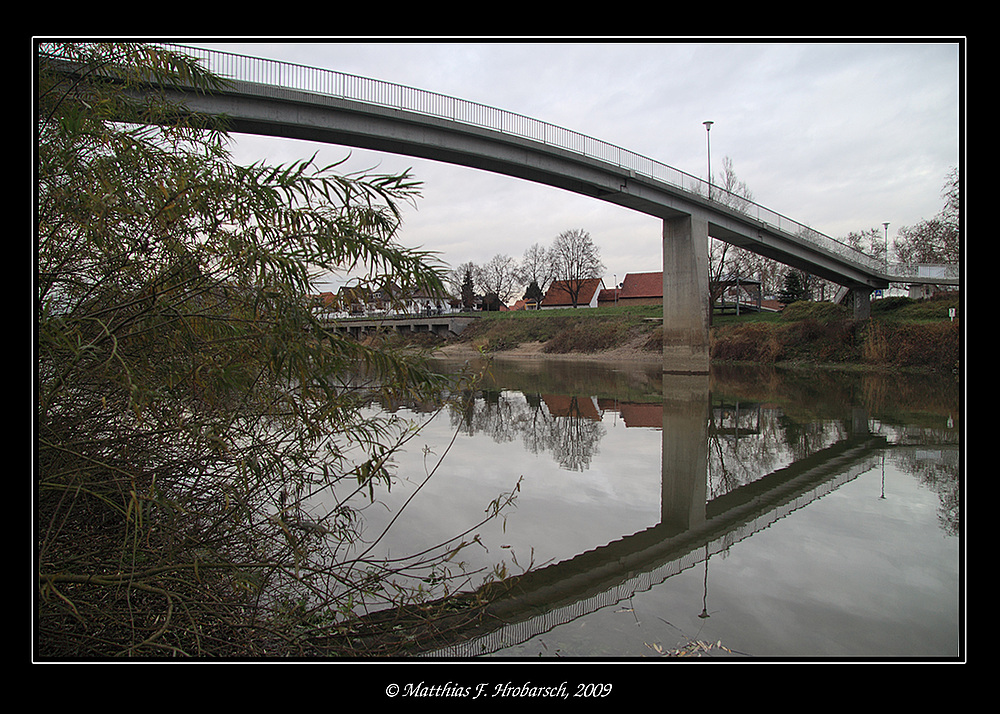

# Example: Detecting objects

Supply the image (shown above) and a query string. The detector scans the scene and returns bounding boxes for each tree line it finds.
[449,228,605,310]
[710,159,960,307]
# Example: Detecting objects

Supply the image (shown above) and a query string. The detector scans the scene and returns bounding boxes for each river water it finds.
[337,357,962,660]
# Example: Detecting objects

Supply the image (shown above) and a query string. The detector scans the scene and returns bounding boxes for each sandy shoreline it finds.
[431,339,664,364]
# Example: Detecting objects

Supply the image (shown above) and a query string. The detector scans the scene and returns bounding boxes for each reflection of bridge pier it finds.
[661,373,710,529]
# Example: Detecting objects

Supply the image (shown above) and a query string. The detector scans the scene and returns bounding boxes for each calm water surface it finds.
[339,358,962,660]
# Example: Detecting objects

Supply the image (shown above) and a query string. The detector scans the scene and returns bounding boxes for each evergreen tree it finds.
[524,280,544,307]
[461,267,476,309]
[779,271,806,305]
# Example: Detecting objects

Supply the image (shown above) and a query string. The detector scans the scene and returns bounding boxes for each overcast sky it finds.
[181,39,963,294]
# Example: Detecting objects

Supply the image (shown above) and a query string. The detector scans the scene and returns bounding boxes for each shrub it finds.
[777,318,865,363]
[861,320,894,364]
[710,322,782,363]
[544,321,622,353]
[870,296,915,315]
[36,42,504,658]
[780,300,850,323]
[859,320,960,371]
[882,321,960,370]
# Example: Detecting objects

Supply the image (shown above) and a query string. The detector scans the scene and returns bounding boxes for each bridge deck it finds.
[75,43,959,292]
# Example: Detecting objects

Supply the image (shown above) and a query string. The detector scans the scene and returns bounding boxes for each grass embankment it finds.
[453,304,665,355]
[709,293,960,373]
[396,293,961,373]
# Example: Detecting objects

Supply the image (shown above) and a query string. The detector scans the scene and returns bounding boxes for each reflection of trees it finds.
[707,401,961,536]
[709,402,768,498]
[543,398,605,471]
[452,389,522,445]
[859,422,960,535]
[453,388,865,485]
[926,463,960,537]
[888,439,960,537]
[448,390,605,472]
[446,382,960,536]
[707,402,849,500]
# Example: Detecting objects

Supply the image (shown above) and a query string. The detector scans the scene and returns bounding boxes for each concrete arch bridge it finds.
[81,43,961,372]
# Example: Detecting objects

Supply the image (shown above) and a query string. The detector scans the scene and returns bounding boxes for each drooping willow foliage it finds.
[35,42,511,658]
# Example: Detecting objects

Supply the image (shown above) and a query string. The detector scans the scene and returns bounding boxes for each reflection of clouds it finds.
[367,397,663,572]
[446,387,664,508]
[706,458,960,656]
[337,360,961,655]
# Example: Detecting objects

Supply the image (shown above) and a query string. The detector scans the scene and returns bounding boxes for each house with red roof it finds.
[596,270,777,313]
[618,271,663,305]
[598,271,663,307]
[542,394,602,421]
[540,277,606,309]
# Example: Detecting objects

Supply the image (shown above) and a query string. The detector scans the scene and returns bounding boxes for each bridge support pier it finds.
[849,287,872,320]
[662,215,711,374]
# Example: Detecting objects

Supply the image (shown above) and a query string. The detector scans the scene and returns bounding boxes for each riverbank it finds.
[434,332,664,364]
[394,293,962,374]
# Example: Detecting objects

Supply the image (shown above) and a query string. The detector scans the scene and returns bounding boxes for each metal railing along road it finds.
[163,43,899,276]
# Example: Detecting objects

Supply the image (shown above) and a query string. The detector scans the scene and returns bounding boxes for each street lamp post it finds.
[703,121,714,200]
[883,222,890,271]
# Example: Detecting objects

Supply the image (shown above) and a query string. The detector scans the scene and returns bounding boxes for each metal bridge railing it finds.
[163,43,892,274]
[887,263,961,281]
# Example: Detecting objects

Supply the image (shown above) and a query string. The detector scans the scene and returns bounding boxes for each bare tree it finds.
[894,169,960,265]
[708,157,760,319]
[845,227,888,265]
[478,254,520,306]
[715,156,754,213]
[549,229,605,307]
[519,242,555,294]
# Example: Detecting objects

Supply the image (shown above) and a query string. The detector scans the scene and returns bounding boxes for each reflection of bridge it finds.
[339,376,889,656]
[421,434,885,657]
[90,43,959,374]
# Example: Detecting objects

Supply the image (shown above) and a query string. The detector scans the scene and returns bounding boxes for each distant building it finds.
[593,270,768,313]
[598,272,663,307]
[616,271,663,306]
[712,273,763,314]
[597,286,619,306]
[540,278,606,309]
[907,267,958,300]
[322,282,458,318]
[542,394,601,420]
